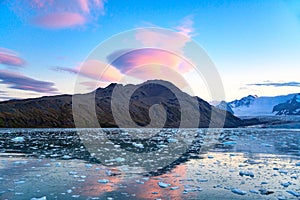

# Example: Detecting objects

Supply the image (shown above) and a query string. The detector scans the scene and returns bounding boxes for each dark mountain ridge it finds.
[0,80,246,128]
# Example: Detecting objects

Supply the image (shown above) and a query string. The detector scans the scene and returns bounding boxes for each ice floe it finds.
[231,188,247,195]
[158,182,171,188]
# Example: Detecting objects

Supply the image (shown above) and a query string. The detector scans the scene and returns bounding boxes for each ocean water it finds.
[0,128,299,200]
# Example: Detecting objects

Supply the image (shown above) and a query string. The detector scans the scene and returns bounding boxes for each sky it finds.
[0,0,300,102]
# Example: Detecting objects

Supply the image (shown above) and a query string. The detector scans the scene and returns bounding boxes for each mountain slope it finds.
[0,80,244,128]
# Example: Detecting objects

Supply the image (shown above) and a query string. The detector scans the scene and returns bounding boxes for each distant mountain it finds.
[273,94,300,115]
[216,101,234,114]
[216,93,300,116]
[0,80,246,128]
[228,95,258,108]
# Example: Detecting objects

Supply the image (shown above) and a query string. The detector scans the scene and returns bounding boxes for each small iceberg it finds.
[286,190,300,197]
[132,142,144,148]
[31,197,46,200]
[11,137,25,142]
[222,141,237,145]
[281,182,291,187]
[158,182,171,188]
[231,188,247,195]
[239,171,254,178]
[98,179,109,184]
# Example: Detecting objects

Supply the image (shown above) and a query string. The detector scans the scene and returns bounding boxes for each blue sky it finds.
[0,0,300,101]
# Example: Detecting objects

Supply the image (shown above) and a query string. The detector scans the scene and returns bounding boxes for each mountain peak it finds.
[0,79,243,128]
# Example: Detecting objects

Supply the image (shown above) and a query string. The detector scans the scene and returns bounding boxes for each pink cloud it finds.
[33,12,86,29]
[175,15,195,37]
[135,16,195,54]
[80,81,108,90]
[77,0,90,13]
[110,48,193,74]
[8,0,106,29]
[0,48,26,67]
[54,60,123,82]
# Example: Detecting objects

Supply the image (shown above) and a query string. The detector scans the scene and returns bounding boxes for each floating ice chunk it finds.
[132,142,144,148]
[170,186,179,190]
[197,179,208,182]
[278,169,288,174]
[249,190,258,194]
[295,162,300,166]
[231,189,247,195]
[135,180,144,184]
[62,155,71,159]
[167,138,178,143]
[142,177,149,181]
[98,179,109,184]
[184,188,201,192]
[158,182,171,188]
[67,189,72,193]
[31,196,46,200]
[286,190,300,197]
[12,137,25,142]
[105,170,112,176]
[277,196,286,200]
[281,182,291,187]
[222,141,236,145]
[85,164,93,168]
[114,157,125,162]
[55,162,61,167]
[72,195,80,198]
[207,155,214,159]
[261,143,272,147]
[291,175,298,179]
[68,171,78,175]
[14,180,25,184]
[239,171,254,178]
[259,188,274,195]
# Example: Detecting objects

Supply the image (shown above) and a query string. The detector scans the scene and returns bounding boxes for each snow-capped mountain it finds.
[215,93,300,116]
[216,101,234,114]
[273,94,300,115]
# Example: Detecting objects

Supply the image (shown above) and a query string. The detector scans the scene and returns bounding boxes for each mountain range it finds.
[215,93,300,117]
[0,80,248,128]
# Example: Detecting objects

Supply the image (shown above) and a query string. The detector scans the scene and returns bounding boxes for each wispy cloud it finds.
[53,60,122,82]
[175,15,195,37]
[247,81,300,87]
[8,0,106,29]
[0,69,57,93]
[0,48,26,67]
[32,12,86,29]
